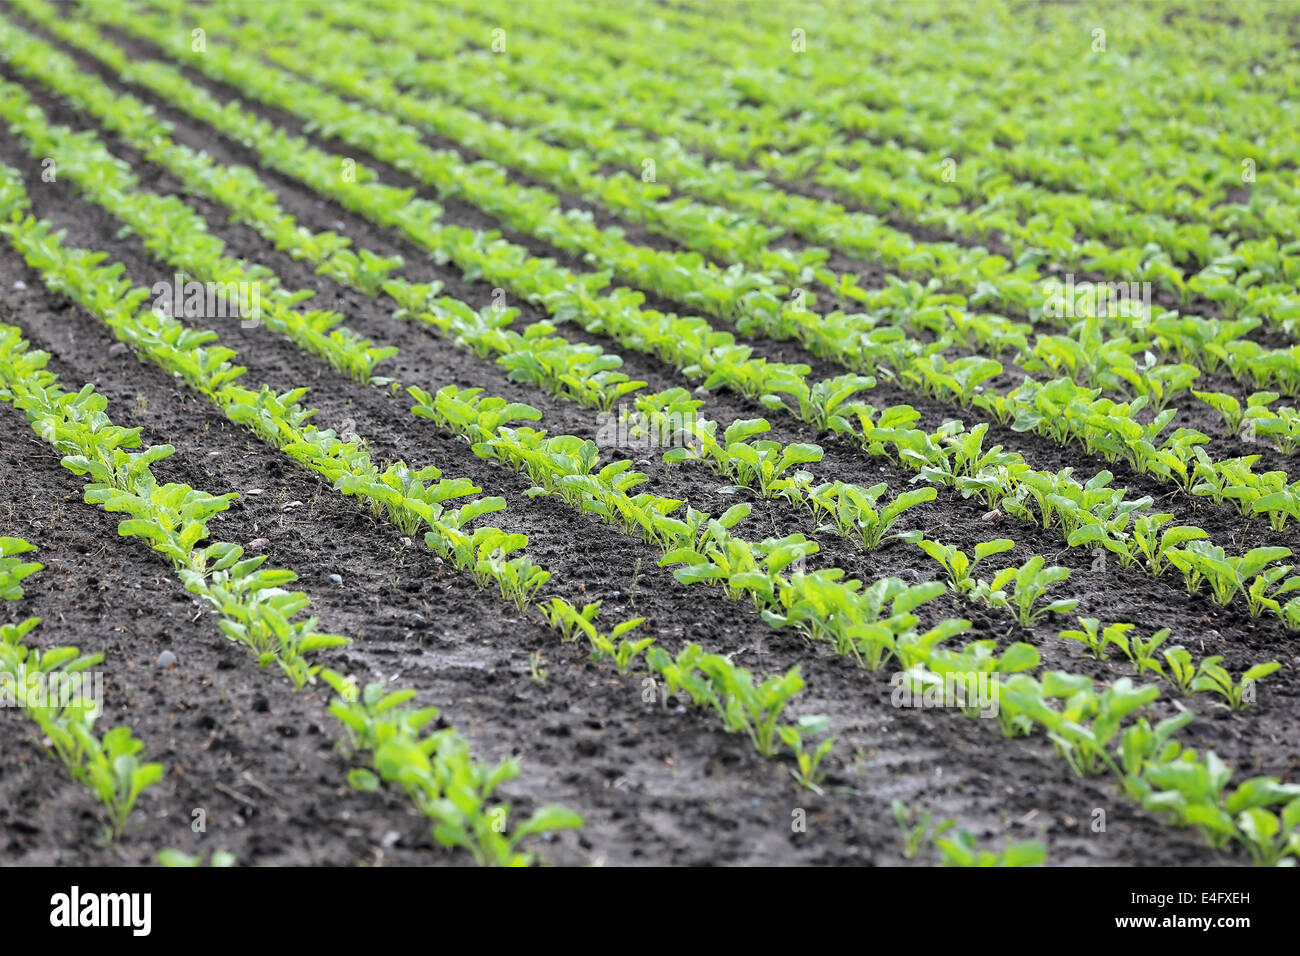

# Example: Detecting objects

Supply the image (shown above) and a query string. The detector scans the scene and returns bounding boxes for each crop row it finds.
[0,534,162,839]
[0,154,861,851]
[0,39,1137,667]
[384,0,1300,305]
[0,137,853,810]
[0,83,1216,837]
[0,81,853,792]
[10,1,1300,868]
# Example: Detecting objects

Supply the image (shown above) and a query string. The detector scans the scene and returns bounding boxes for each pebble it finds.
[283,500,304,511]
[247,538,271,550]
[13,280,25,290]
[156,650,176,669]
[381,830,400,849]
[329,573,343,585]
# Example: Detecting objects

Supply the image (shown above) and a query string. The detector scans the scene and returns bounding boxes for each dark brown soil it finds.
[0,3,1295,869]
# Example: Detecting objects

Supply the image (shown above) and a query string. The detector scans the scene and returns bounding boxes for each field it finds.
[1,0,1298,870]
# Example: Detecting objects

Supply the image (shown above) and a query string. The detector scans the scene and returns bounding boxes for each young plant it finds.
[1139,748,1300,855]
[58,723,165,841]
[1160,646,1199,694]
[935,829,1047,867]
[157,849,237,867]
[324,670,582,866]
[891,800,955,859]
[1059,618,1131,661]
[1117,710,1195,799]
[1004,673,1159,777]
[1128,513,1208,576]
[1244,565,1300,617]
[695,653,806,758]
[1167,544,1291,606]
[1,565,164,841]
[1127,627,1174,679]
[648,645,812,760]
[528,651,548,684]
[777,714,836,794]
[809,482,935,549]
[917,537,1015,594]
[1190,658,1280,711]
[982,556,1078,626]
[0,536,43,600]
[541,598,654,673]
[1236,801,1300,867]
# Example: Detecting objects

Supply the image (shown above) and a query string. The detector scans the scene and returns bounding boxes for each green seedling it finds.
[891,800,955,859]
[810,482,935,549]
[157,849,237,867]
[0,536,44,600]
[777,714,836,794]
[917,538,1014,594]
[1190,658,1280,711]
[935,828,1047,867]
